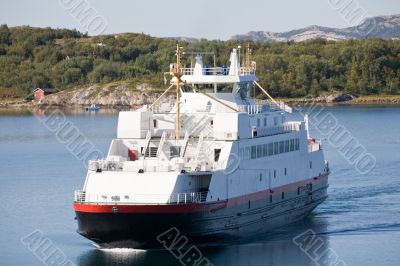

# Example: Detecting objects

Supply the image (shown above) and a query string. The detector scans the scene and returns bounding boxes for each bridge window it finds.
[274,142,279,155]
[153,119,158,128]
[216,83,234,92]
[263,144,268,157]
[251,146,257,159]
[279,141,284,153]
[195,83,214,91]
[257,145,263,158]
[285,140,290,153]
[214,149,221,162]
[170,146,180,159]
[239,137,302,161]
[268,143,273,156]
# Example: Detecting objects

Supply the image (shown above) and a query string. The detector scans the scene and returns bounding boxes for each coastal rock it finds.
[40,84,167,108]
[326,94,354,103]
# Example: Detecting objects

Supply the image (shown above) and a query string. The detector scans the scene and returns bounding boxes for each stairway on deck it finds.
[144,140,159,158]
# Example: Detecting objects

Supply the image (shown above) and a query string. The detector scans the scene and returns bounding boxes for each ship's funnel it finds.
[229,49,240,76]
[193,54,203,76]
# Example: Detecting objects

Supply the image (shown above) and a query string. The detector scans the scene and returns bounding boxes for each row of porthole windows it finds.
[239,138,300,161]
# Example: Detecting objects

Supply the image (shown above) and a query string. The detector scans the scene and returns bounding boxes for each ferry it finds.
[73,45,330,249]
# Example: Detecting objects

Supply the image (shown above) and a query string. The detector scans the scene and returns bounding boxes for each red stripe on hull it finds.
[73,201,226,213]
[74,174,328,214]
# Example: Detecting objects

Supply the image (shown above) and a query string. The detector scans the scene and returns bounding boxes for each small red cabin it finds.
[33,88,57,102]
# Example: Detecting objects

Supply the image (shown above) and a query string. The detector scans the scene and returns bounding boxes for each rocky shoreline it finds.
[1,85,400,109]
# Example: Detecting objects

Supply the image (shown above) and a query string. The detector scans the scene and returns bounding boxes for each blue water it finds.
[0,106,400,266]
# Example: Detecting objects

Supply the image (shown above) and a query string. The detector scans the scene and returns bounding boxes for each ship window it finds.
[267,143,273,156]
[274,170,276,178]
[251,146,257,159]
[257,119,260,127]
[269,195,273,203]
[153,119,158,128]
[290,139,295,151]
[310,161,312,169]
[260,173,262,181]
[195,83,214,91]
[217,83,234,92]
[295,138,300,150]
[239,148,244,160]
[245,147,251,160]
[257,145,263,158]
[274,117,278,126]
[285,140,290,153]
[170,146,181,159]
[248,200,251,209]
[263,144,268,157]
[279,141,284,154]
[284,168,287,175]
[274,142,279,155]
[214,149,221,162]
[282,192,285,200]
[264,118,267,127]
[210,120,213,126]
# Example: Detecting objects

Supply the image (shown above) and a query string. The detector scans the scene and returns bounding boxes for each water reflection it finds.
[78,217,330,266]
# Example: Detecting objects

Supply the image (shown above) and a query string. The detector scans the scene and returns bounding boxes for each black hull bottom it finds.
[76,190,327,249]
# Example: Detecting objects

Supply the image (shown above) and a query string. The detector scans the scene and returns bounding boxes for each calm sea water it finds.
[0,105,400,266]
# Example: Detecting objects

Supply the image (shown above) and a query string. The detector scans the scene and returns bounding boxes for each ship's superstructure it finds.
[74,45,329,249]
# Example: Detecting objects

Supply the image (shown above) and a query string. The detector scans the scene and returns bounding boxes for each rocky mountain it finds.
[231,14,400,42]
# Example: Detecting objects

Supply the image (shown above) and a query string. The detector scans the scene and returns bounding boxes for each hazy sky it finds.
[1,0,399,39]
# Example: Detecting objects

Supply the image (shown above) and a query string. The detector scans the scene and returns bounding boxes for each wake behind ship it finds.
[73,45,330,249]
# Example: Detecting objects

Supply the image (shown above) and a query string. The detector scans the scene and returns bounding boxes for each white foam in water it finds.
[99,248,147,253]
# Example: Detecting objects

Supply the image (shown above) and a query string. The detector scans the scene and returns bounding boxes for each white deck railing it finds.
[180,67,255,76]
[238,101,291,114]
[255,122,301,138]
[74,190,209,205]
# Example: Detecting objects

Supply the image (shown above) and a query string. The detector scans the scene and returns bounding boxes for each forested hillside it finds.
[0,25,399,99]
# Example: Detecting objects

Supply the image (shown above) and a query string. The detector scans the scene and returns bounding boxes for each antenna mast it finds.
[245,43,251,68]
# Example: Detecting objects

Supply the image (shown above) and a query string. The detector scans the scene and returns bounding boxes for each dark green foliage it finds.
[0,25,399,98]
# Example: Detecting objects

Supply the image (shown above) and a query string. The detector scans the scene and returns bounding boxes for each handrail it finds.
[180,131,189,157]
[195,134,204,161]
[143,130,151,157]
[180,67,256,76]
[74,190,209,205]
[157,131,166,158]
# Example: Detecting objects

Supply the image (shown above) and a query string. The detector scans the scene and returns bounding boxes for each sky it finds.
[1,0,399,39]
